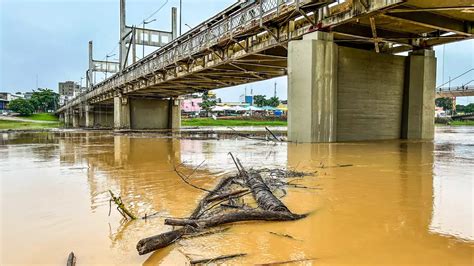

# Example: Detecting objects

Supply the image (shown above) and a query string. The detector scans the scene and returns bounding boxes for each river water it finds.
[1,127,473,265]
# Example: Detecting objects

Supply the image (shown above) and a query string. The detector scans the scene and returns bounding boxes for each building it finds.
[58,81,79,97]
[181,96,203,113]
[0,92,24,111]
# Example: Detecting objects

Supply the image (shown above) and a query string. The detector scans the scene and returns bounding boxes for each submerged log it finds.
[66,252,76,266]
[236,159,289,212]
[165,210,306,228]
[137,226,196,255]
[137,210,306,255]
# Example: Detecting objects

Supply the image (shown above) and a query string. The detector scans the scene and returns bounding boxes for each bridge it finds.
[436,85,474,98]
[58,0,474,142]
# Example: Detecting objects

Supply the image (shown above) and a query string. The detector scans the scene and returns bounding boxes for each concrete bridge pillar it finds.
[169,98,181,130]
[403,49,436,140]
[85,105,95,128]
[114,96,131,130]
[64,110,71,127]
[288,31,337,143]
[113,96,181,130]
[288,32,436,143]
[72,111,80,128]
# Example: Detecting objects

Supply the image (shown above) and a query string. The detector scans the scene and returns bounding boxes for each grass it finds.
[182,118,287,127]
[449,120,474,126]
[0,120,62,130]
[23,113,59,122]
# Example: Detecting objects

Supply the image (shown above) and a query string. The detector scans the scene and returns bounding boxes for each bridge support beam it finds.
[85,105,95,128]
[72,111,80,128]
[288,32,338,143]
[114,96,131,130]
[403,49,436,140]
[64,110,71,127]
[114,96,181,130]
[288,32,437,143]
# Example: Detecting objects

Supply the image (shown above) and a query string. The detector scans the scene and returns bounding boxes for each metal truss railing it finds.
[60,0,325,110]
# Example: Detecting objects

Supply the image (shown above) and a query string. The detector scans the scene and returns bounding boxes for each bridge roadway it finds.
[436,86,474,98]
[58,0,474,143]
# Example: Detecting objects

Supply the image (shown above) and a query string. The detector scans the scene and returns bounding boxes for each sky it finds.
[0,0,473,104]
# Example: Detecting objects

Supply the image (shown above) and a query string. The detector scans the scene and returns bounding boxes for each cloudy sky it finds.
[1,0,473,104]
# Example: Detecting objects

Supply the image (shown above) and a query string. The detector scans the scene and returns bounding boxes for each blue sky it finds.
[1,0,473,104]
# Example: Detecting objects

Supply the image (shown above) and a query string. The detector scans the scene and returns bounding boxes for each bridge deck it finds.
[58,0,473,112]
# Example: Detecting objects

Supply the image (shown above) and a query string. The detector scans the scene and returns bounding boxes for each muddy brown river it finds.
[1,126,473,265]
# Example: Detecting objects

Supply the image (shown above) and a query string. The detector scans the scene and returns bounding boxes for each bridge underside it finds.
[58,0,472,141]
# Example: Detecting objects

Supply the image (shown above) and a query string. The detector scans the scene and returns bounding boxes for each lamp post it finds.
[185,23,192,30]
[179,0,182,36]
[105,53,116,79]
[142,19,157,58]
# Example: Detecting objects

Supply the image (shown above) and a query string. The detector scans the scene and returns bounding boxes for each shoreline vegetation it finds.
[1,114,473,131]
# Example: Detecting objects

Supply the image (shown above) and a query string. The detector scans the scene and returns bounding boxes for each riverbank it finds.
[0,113,61,130]
[182,118,287,127]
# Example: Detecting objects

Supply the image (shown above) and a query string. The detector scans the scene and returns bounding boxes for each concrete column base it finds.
[169,98,181,130]
[85,105,95,128]
[288,31,338,143]
[72,111,79,128]
[114,96,131,130]
[403,49,436,140]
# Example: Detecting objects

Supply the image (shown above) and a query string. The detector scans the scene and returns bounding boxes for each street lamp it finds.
[143,19,157,58]
[185,23,192,30]
[105,53,116,79]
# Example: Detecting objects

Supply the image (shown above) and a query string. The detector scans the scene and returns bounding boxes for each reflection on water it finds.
[0,128,473,265]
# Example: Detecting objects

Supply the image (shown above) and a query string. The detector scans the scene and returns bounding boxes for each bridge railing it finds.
[59,0,329,111]
[437,85,474,92]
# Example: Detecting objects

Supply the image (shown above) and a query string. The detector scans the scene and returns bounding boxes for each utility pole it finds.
[274,82,277,98]
[119,0,127,71]
[179,0,182,36]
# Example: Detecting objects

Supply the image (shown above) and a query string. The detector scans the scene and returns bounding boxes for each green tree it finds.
[253,95,267,107]
[435,97,453,111]
[30,88,59,112]
[199,91,217,112]
[266,96,280,107]
[8,98,35,116]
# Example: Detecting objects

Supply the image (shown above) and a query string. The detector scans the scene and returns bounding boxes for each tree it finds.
[253,95,267,107]
[435,97,453,111]
[266,96,280,107]
[457,103,474,114]
[8,98,35,116]
[199,91,217,112]
[30,88,59,112]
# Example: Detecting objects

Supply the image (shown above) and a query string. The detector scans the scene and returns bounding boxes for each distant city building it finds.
[58,81,79,97]
[0,92,25,111]
[58,81,85,106]
[181,95,203,113]
[24,92,34,99]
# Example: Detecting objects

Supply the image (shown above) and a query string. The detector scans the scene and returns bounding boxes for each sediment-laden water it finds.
[1,127,473,265]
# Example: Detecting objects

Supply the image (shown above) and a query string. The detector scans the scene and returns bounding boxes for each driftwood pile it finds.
[135,153,310,257]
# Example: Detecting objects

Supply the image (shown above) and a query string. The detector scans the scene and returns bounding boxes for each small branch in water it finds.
[174,164,211,192]
[256,258,317,265]
[190,253,246,265]
[109,190,137,220]
[269,231,302,241]
[265,126,282,142]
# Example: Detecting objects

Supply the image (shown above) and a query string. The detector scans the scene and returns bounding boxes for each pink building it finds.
[181,98,202,113]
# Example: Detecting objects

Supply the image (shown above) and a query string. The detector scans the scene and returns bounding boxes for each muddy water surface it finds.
[1,127,473,265]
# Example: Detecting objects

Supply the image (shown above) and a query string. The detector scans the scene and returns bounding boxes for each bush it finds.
[8,98,35,116]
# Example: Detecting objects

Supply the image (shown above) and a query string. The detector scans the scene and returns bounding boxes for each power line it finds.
[436,68,474,89]
[138,0,169,26]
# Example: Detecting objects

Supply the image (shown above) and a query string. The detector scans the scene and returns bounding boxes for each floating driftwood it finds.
[66,252,76,266]
[136,153,309,256]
